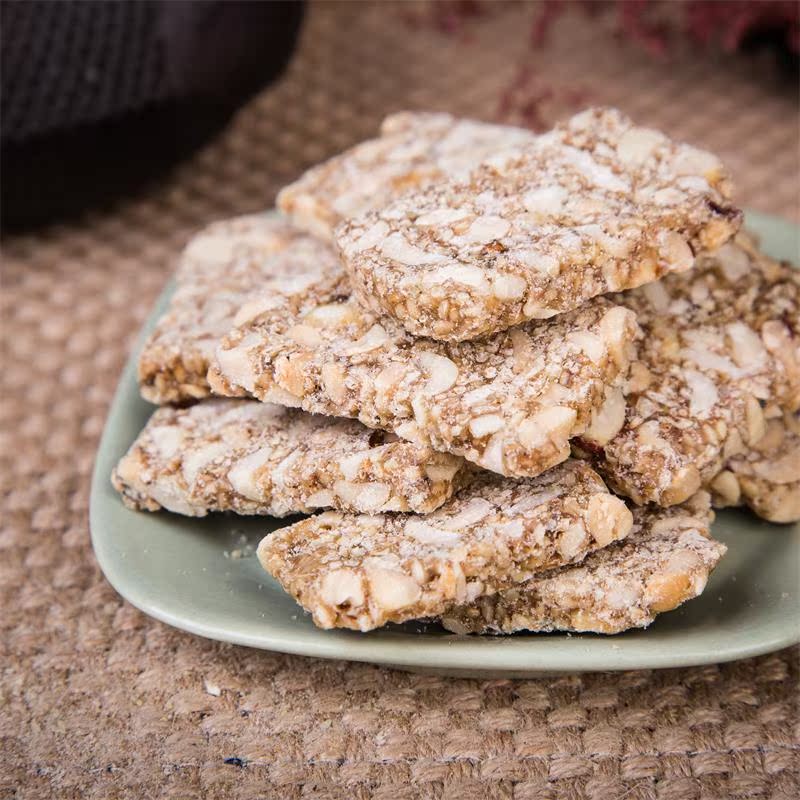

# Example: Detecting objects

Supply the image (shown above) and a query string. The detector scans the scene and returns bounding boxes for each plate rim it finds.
[90,209,800,674]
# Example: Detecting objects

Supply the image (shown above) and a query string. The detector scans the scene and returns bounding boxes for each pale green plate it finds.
[90,211,800,676]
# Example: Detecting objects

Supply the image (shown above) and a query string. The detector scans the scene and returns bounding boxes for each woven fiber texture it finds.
[1,3,798,798]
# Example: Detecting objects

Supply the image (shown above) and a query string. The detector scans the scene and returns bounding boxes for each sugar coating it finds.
[138,214,341,404]
[583,234,800,507]
[209,270,638,478]
[442,492,725,635]
[711,412,800,523]
[277,111,535,241]
[258,460,633,631]
[337,107,741,341]
[112,399,469,516]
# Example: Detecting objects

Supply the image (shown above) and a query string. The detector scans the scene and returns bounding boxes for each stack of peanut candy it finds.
[114,109,799,635]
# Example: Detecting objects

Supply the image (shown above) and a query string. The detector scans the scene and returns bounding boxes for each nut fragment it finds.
[710,470,741,506]
[727,322,767,370]
[644,568,695,613]
[287,324,322,347]
[469,414,504,438]
[346,324,390,355]
[320,569,365,609]
[215,344,256,393]
[306,489,335,508]
[615,127,667,165]
[583,388,626,446]
[424,460,463,483]
[417,352,459,394]
[339,451,370,480]
[321,362,348,404]
[305,302,357,328]
[744,395,766,446]
[586,493,633,546]
[660,465,702,506]
[518,407,578,451]
[275,353,311,397]
[333,480,392,511]
[492,274,527,300]
[626,362,653,394]
[364,566,422,612]
[657,231,695,272]
[598,306,637,368]
[567,331,606,364]
[557,524,587,560]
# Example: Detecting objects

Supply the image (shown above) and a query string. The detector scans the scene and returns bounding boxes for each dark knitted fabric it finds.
[1,0,304,229]
[2,1,165,142]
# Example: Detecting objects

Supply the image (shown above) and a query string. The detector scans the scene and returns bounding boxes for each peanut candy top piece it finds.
[442,492,725,635]
[210,269,638,478]
[138,214,340,404]
[277,111,535,240]
[258,460,633,631]
[337,107,741,341]
[584,234,800,507]
[711,412,800,524]
[112,399,468,517]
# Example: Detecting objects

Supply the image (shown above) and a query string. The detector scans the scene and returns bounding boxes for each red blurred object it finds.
[405,0,799,69]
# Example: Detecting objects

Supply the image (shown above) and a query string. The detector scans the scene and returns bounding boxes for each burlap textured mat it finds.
[2,3,798,798]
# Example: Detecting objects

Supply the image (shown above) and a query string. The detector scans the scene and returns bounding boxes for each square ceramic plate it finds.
[91,211,800,677]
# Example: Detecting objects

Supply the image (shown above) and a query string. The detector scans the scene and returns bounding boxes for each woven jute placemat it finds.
[2,3,798,798]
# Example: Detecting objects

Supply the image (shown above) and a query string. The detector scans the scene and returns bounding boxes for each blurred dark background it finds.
[1,0,304,231]
[2,0,797,234]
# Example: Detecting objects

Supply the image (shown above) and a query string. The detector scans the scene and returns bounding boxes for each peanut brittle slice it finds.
[337,107,740,341]
[442,492,725,635]
[711,412,800,523]
[112,399,469,516]
[258,460,633,631]
[209,271,638,478]
[583,234,800,507]
[138,214,340,404]
[277,111,534,240]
